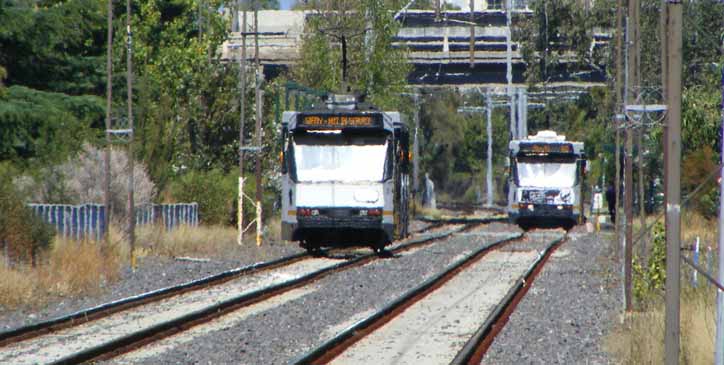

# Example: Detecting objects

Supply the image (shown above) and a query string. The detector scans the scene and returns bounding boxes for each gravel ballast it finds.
[481,226,621,364]
[0,241,304,332]
[0,219,439,333]
[2,222,622,365]
[113,223,540,364]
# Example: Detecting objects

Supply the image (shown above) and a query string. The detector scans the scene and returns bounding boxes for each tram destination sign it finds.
[296,113,383,129]
[519,142,574,154]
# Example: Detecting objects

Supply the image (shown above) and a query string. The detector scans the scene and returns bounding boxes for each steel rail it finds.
[0,251,309,346]
[41,221,493,365]
[418,216,506,224]
[450,235,567,364]
[0,220,466,348]
[288,231,532,365]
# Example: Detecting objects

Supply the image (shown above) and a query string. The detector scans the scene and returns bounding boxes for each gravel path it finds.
[113,223,538,364]
[481,226,621,365]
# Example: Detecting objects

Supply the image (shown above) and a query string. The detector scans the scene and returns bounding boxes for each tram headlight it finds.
[360,208,382,216]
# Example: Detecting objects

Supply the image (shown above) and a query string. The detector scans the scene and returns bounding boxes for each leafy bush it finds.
[167,169,237,225]
[0,163,54,263]
[633,221,666,301]
[166,168,279,226]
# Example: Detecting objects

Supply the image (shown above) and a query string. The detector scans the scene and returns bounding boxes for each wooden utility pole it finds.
[716,60,724,365]
[238,2,247,246]
[254,3,263,246]
[664,1,682,363]
[624,0,640,312]
[634,0,646,258]
[614,0,624,256]
[105,0,113,246]
[126,0,136,270]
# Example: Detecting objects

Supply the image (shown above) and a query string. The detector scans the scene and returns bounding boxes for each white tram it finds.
[280,94,411,252]
[507,131,586,229]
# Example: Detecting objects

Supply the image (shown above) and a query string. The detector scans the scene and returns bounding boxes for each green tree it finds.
[0,0,107,95]
[292,0,410,109]
[0,86,104,167]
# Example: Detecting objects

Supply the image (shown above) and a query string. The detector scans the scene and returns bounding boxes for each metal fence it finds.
[28,204,107,241]
[28,203,199,241]
[135,203,199,230]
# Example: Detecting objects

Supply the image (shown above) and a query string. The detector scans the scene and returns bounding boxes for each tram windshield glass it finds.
[291,133,389,182]
[515,156,578,188]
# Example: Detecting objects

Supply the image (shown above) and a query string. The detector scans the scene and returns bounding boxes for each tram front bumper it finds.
[283,216,393,243]
[510,203,578,220]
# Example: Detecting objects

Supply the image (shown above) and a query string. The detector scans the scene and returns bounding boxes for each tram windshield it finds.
[291,133,390,183]
[515,156,578,188]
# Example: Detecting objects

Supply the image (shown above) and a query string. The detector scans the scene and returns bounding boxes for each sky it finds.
[280,0,294,9]
[279,0,478,11]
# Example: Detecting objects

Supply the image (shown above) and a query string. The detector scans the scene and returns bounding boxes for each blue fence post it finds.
[692,237,700,288]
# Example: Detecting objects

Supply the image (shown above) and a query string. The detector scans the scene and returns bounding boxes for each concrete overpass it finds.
[220,9,608,90]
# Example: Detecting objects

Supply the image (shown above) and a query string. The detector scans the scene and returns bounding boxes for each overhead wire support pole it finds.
[238,1,247,246]
[486,92,494,207]
[126,0,136,270]
[664,1,682,363]
[505,0,515,139]
[254,2,263,246]
[715,58,724,365]
[623,13,633,313]
[632,0,645,258]
[469,0,474,69]
[413,92,420,210]
[105,0,113,246]
[615,0,625,257]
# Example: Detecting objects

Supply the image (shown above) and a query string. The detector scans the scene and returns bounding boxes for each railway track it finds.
[0,218,502,365]
[290,229,567,365]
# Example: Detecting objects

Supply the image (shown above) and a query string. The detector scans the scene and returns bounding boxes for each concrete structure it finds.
[220,9,608,89]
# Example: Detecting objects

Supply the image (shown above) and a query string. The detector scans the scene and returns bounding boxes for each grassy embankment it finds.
[606,212,718,364]
[0,219,282,311]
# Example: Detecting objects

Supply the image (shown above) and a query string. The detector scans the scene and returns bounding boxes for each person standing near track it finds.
[605,183,616,223]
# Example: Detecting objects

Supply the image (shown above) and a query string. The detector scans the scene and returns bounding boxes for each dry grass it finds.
[137,224,238,258]
[606,289,716,365]
[0,236,122,310]
[0,218,285,311]
[135,217,283,259]
[607,211,718,364]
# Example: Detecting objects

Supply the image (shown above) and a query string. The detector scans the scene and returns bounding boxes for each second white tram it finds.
[507,130,586,229]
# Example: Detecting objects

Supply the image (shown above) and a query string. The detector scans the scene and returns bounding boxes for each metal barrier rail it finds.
[135,203,199,230]
[28,204,106,241]
[28,203,199,241]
